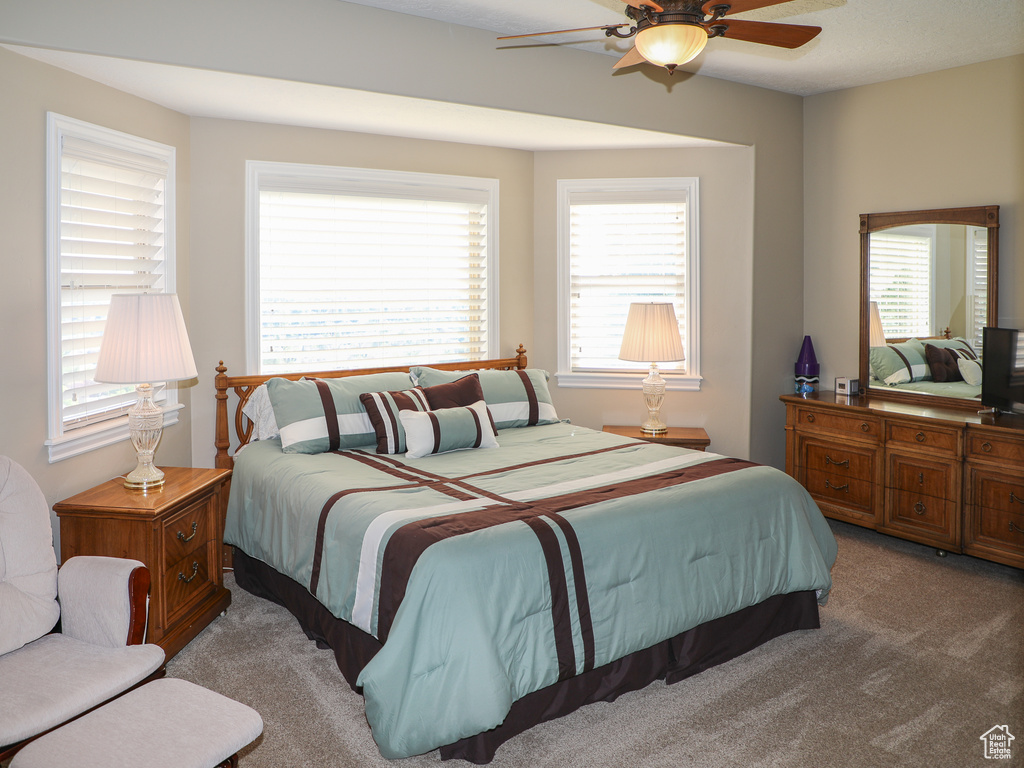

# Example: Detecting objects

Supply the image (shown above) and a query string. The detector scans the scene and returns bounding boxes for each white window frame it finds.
[555,177,701,390]
[245,160,499,374]
[45,113,180,463]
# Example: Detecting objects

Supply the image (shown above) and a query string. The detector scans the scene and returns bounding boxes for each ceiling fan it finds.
[497,0,822,74]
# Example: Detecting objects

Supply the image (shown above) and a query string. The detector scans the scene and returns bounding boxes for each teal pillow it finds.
[410,368,558,429]
[869,339,930,385]
[267,372,414,454]
[399,400,499,459]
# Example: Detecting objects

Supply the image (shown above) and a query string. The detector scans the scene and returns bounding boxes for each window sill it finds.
[554,371,702,391]
[45,404,184,463]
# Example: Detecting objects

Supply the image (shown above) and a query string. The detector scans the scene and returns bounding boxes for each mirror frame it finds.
[859,205,1000,410]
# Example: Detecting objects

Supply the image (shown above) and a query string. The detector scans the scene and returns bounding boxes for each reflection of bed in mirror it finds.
[859,206,999,410]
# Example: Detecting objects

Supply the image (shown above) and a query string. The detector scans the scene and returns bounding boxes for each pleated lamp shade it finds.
[869,301,887,348]
[619,303,685,363]
[94,293,198,384]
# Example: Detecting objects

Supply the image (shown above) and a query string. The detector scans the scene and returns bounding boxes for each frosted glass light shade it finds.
[94,293,198,385]
[635,23,708,71]
[869,301,887,347]
[619,303,685,364]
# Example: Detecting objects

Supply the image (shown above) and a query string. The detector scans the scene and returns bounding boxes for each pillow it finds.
[267,372,415,454]
[411,367,558,429]
[400,400,499,459]
[359,388,431,454]
[241,384,280,442]
[869,339,930,386]
[927,336,979,360]
[958,356,983,386]
[925,343,963,383]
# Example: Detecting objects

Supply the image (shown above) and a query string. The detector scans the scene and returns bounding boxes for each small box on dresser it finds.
[54,467,232,659]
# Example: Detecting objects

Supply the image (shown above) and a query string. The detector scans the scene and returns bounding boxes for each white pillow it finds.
[241,384,280,442]
[399,400,499,459]
[958,356,983,386]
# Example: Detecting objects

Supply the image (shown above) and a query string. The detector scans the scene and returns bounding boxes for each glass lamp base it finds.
[639,363,668,435]
[124,383,166,491]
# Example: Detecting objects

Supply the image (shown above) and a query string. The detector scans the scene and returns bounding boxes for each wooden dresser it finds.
[781,392,1024,568]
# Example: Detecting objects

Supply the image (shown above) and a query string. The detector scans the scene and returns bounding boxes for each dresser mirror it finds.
[859,205,999,409]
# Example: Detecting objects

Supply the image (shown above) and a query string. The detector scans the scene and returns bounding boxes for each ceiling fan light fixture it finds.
[635,22,708,72]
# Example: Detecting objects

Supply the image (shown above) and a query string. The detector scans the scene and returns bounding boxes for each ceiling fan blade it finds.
[498,24,631,41]
[711,18,821,48]
[702,0,798,16]
[613,46,648,69]
[620,0,665,12]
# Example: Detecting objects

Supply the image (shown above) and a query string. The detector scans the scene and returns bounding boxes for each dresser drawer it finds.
[966,432,1024,464]
[163,498,214,571]
[801,441,874,482]
[795,406,880,441]
[973,506,1024,550]
[886,490,956,533]
[803,468,874,512]
[972,474,1024,514]
[886,453,958,498]
[885,419,961,456]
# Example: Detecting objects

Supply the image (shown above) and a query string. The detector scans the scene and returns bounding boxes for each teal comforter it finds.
[225,423,836,758]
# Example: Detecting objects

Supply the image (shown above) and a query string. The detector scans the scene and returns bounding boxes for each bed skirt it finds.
[233,547,820,764]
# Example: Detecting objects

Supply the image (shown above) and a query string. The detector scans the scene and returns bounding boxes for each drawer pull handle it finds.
[825,479,849,493]
[806,413,816,423]
[914,501,926,515]
[825,455,849,468]
[178,562,200,584]
[918,472,924,485]
[915,432,926,443]
[860,423,870,433]
[1010,521,1024,536]
[1011,492,1023,505]
[982,442,992,452]
[176,521,199,543]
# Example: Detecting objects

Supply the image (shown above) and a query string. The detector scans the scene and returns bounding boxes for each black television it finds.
[981,327,1024,414]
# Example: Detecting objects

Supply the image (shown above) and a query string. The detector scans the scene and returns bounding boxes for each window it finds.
[556,177,700,390]
[45,114,178,462]
[966,226,988,351]
[247,161,498,374]
[869,230,933,339]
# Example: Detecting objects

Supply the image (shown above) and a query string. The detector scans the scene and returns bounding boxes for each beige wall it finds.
[0,47,192,547]
[804,55,1024,388]
[531,147,756,460]
[187,118,535,466]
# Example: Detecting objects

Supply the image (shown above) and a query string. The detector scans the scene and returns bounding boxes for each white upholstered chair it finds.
[0,456,166,761]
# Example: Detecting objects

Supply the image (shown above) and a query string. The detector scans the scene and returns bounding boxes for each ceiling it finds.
[7,0,1023,152]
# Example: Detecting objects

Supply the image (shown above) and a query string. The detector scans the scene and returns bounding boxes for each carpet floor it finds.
[167,520,1024,767]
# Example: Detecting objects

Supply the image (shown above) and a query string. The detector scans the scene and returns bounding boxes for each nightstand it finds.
[602,425,711,451]
[54,467,232,660]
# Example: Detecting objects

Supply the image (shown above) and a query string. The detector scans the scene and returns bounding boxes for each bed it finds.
[214,348,837,763]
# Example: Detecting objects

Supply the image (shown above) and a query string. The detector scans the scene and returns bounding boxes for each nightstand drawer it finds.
[165,550,213,620]
[885,420,960,455]
[163,497,214,570]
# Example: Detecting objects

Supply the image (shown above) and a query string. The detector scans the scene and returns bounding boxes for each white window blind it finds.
[569,201,688,371]
[966,226,988,351]
[248,163,497,374]
[869,232,932,339]
[46,114,177,461]
[556,177,700,390]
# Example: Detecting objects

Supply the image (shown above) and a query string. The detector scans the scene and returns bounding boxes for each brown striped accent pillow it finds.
[359,388,431,454]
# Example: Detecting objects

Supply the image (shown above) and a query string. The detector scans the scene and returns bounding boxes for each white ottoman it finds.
[11,678,263,768]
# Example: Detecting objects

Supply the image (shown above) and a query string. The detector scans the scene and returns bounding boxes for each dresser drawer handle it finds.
[982,442,992,452]
[178,562,200,584]
[914,501,926,515]
[915,432,926,443]
[176,521,199,543]
[1010,521,1024,535]
[860,423,870,433]
[806,413,816,423]
[824,455,849,468]
[917,472,924,485]
[824,479,849,493]
[1011,492,1023,505]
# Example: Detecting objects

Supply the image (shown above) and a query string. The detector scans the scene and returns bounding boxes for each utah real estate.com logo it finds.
[980,725,1015,760]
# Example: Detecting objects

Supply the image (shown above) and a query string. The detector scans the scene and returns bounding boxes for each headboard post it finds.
[214,361,232,469]
[515,344,527,369]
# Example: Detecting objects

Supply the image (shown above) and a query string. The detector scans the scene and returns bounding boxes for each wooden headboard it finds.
[214,345,528,469]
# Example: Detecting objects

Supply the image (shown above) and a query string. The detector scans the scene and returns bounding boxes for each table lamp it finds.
[869,301,887,347]
[618,302,685,435]
[93,293,198,490]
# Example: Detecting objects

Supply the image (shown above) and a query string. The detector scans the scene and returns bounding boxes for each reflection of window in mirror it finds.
[965,226,988,351]
[869,227,933,339]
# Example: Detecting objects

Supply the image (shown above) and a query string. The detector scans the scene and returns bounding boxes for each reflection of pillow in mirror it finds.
[869,339,930,385]
[927,336,979,360]
[958,356,983,386]
[925,344,963,383]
